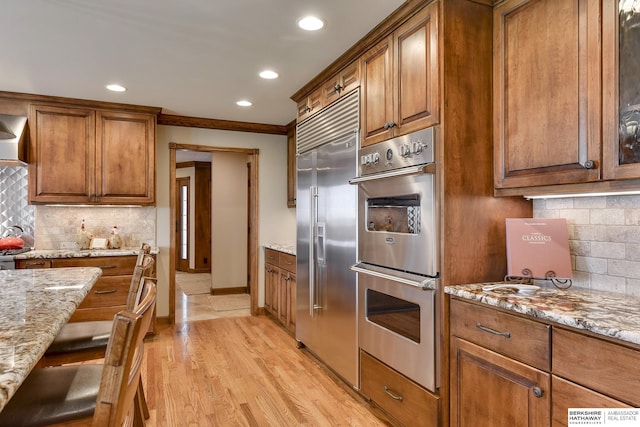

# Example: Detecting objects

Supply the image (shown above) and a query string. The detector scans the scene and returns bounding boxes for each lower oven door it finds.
[354,263,437,392]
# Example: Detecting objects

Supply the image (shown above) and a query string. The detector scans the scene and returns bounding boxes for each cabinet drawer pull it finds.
[476,322,511,339]
[94,289,117,295]
[383,386,403,401]
[99,265,117,270]
[27,261,46,266]
[284,261,292,265]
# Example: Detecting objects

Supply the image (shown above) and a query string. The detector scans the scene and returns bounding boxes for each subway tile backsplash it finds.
[34,206,156,250]
[534,195,640,297]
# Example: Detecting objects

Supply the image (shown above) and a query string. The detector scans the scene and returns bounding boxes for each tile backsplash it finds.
[533,195,640,297]
[34,206,156,250]
[0,166,34,237]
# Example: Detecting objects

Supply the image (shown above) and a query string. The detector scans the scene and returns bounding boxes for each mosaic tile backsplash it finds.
[0,166,34,237]
[533,194,640,297]
[34,206,156,250]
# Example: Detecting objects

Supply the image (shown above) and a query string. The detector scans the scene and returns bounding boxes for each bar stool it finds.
[0,279,157,427]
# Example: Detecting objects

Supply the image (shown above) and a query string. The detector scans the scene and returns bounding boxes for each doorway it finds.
[169,143,259,325]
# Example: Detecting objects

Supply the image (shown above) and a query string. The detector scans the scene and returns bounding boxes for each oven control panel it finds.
[358,127,434,176]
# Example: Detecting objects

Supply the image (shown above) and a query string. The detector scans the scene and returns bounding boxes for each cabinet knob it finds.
[583,160,596,169]
[532,387,543,398]
[333,83,343,93]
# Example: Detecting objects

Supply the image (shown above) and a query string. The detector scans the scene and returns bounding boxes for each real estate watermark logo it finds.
[568,408,640,426]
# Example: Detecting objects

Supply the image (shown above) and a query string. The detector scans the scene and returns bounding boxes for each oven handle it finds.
[350,264,436,290]
[348,163,435,184]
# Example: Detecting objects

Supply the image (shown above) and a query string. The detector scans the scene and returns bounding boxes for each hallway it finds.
[175,272,250,323]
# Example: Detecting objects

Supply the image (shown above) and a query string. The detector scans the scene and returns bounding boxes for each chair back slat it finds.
[125,254,155,311]
[92,279,157,427]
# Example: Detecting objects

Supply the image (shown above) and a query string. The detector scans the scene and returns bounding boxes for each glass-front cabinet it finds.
[604,0,640,179]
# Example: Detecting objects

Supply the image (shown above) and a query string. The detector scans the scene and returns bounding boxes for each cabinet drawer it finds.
[360,351,439,427]
[16,259,52,269]
[553,328,640,406]
[265,248,279,265]
[278,252,296,273]
[52,256,137,276]
[450,298,550,370]
[551,376,630,427]
[78,275,130,308]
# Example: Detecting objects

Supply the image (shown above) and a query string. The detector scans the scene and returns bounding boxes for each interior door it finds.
[175,177,190,272]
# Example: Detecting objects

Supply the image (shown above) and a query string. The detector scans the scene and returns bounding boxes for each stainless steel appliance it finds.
[296,89,359,387]
[350,127,439,392]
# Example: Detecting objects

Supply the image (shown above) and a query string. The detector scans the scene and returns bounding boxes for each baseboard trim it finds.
[211,287,248,295]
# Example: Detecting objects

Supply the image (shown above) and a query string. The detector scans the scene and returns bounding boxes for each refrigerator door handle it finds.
[309,186,318,317]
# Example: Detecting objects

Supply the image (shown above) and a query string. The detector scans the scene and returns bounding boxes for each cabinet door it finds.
[361,35,394,147]
[296,89,323,122]
[322,61,361,106]
[494,0,601,190]
[394,1,439,136]
[264,264,278,314]
[95,110,155,204]
[286,272,296,332]
[551,376,631,427]
[450,337,550,427]
[278,271,289,325]
[28,104,95,204]
[603,0,640,180]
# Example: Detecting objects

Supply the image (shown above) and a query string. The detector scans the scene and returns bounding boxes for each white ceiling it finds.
[1,0,405,126]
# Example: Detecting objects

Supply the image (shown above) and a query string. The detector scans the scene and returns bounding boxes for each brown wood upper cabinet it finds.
[360,2,439,147]
[28,104,156,205]
[494,0,640,196]
[296,62,361,123]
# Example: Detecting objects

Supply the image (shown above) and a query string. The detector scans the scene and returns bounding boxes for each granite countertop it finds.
[264,243,296,256]
[0,267,102,412]
[445,283,640,346]
[14,247,159,260]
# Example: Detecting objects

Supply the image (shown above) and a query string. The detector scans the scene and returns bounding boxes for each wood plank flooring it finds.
[140,316,395,426]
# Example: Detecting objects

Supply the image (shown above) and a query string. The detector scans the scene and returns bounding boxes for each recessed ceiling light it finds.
[259,70,279,79]
[236,100,252,107]
[106,84,126,92]
[297,15,325,31]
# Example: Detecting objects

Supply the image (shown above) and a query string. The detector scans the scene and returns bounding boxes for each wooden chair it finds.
[38,244,153,367]
[0,279,157,427]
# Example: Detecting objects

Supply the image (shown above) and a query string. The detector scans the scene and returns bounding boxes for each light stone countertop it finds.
[0,267,102,412]
[445,283,640,346]
[14,247,159,260]
[264,243,296,256]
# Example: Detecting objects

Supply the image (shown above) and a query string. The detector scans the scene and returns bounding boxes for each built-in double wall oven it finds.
[350,127,439,392]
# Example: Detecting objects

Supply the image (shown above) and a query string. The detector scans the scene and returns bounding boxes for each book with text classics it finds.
[505,218,572,279]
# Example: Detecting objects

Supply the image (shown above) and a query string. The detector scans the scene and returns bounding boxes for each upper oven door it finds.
[357,170,437,277]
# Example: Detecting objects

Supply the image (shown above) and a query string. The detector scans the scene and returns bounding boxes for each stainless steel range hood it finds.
[0,115,28,167]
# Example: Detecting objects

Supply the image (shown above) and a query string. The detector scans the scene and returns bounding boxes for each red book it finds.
[505,218,572,279]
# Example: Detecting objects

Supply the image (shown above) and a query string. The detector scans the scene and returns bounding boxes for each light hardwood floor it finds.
[140,316,395,426]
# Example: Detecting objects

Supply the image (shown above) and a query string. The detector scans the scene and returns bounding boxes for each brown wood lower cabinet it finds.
[16,254,156,333]
[449,297,640,427]
[360,350,439,427]
[450,337,550,427]
[264,248,296,333]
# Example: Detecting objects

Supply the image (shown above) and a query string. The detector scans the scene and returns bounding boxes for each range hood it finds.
[0,115,28,167]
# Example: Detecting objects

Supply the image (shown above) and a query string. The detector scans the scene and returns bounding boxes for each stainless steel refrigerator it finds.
[296,89,359,387]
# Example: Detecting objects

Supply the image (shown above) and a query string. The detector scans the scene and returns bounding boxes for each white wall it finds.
[211,151,248,290]
[155,125,297,317]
